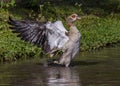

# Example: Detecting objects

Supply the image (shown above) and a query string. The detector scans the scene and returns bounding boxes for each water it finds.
[0,45,120,86]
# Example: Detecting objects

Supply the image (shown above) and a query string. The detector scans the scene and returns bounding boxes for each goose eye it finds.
[72,15,76,18]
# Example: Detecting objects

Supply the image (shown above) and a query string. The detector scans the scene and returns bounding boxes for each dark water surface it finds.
[0,45,120,86]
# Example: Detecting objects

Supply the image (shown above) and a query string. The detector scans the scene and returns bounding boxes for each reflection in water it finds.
[1,45,120,86]
[0,62,82,86]
[46,67,81,86]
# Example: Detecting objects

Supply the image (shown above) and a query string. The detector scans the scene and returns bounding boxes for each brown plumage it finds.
[8,13,82,67]
[56,14,82,67]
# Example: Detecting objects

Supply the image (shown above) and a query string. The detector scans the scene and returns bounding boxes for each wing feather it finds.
[8,17,50,53]
[8,17,69,54]
[46,21,69,50]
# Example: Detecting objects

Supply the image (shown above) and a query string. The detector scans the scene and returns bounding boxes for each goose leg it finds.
[58,51,72,67]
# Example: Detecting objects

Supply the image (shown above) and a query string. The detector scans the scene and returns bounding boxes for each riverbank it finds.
[0,0,120,62]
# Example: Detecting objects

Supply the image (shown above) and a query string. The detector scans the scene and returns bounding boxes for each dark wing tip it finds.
[8,17,50,53]
[9,16,14,22]
[9,16,12,21]
[8,16,15,25]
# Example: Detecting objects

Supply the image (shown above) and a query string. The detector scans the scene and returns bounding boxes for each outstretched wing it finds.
[8,17,69,53]
[8,17,50,53]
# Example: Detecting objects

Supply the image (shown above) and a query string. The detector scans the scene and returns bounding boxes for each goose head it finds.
[66,13,81,23]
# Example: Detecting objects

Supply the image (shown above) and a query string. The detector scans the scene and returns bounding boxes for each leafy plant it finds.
[0,0,15,9]
[78,16,120,51]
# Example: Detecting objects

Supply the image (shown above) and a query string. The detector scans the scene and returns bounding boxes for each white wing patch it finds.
[46,21,69,50]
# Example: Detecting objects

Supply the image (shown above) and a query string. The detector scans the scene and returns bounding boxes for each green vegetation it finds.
[0,0,120,62]
[0,8,42,62]
[79,16,120,51]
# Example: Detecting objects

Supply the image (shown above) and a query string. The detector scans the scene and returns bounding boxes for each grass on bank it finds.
[0,6,120,62]
[79,16,120,51]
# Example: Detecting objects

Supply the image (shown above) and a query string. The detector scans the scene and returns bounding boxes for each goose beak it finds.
[77,16,81,20]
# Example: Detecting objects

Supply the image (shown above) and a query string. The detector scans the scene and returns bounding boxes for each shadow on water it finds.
[71,60,101,67]
[37,59,101,67]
